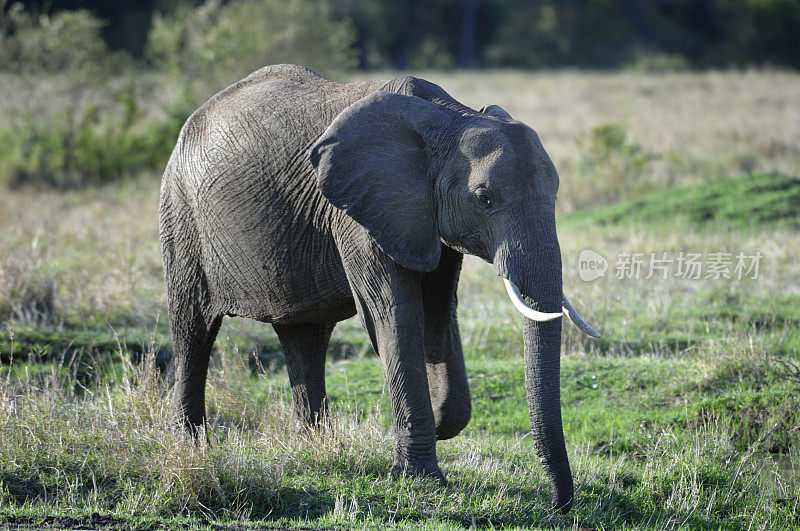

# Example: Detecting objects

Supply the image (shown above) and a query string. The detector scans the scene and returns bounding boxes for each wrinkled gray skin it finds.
[160,64,573,512]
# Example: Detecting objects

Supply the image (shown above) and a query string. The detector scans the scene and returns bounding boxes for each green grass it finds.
[585,289,800,358]
[0,322,170,389]
[0,342,797,529]
[563,173,800,230]
[3,288,798,528]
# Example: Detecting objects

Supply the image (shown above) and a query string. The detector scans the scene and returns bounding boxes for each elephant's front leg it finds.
[341,239,443,484]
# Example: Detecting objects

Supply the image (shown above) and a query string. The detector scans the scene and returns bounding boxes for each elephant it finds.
[159,64,599,513]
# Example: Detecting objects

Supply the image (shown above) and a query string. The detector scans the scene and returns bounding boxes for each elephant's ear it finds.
[310,90,458,272]
[479,104,513,119]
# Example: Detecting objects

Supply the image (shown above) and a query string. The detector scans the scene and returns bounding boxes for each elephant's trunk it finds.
[523,313,573,513]
[495,228,574,513]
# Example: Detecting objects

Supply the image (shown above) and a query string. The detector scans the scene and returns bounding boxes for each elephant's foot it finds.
[390,457,447,486]
[172,403,206,438]
[293,402,331,431]
[293,412,332,436]
[170,416,211,447]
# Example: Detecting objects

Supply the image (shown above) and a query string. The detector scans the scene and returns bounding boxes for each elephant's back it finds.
[182,66,377,177]
[170,66,377,323]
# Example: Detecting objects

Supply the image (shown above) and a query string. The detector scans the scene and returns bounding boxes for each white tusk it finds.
[562,293,601,338]
[501,278,602,337]
[503,278,563,322]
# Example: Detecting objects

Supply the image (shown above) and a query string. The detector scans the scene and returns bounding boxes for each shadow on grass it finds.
[0,322,171,371]
[0,471,749,529]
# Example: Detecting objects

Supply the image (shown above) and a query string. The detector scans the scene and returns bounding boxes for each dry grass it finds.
[2,69,797,327]
[461,216,800,348]
[0,181,163,325]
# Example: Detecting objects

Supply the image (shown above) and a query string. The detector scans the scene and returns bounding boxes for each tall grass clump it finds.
[0,343,392,521]
[0,248,59,327]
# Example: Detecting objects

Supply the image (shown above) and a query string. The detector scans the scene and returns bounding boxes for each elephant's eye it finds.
[475,188,493,209]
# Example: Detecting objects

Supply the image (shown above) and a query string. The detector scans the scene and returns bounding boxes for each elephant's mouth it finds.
[502,278,600,337]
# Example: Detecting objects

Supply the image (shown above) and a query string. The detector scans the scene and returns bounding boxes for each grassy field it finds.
[1,70,799,529]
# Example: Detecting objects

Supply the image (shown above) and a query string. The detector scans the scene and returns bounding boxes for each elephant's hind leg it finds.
[273,322,335,426]
[161,182,222,434]
[169,301,222,434]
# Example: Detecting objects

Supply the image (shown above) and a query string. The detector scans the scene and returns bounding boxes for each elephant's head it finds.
[310,90,599,513]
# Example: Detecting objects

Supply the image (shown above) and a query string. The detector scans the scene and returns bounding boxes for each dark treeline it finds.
[10,0,800,70]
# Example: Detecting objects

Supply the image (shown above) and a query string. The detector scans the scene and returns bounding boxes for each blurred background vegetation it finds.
[8,0,800,70]
[1,0,799,187]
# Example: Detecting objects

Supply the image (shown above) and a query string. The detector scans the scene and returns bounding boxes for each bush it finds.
[0,4,125,75]
[563,124,653,210]
[0,0,358,188]
[147,0,358,104]
[625,51,691,73]
[0,88,184,188]
[0,3,165,187]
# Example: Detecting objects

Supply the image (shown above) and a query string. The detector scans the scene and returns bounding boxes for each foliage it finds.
[0,91,182,187]
[625,51,691,73]
[345,0,471,69]
[0,0,359,187]
[146,0,357,104]
[10,0,800,70]
[353,0,800,69]
[0,2,181,187]
[0,3,126,74]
